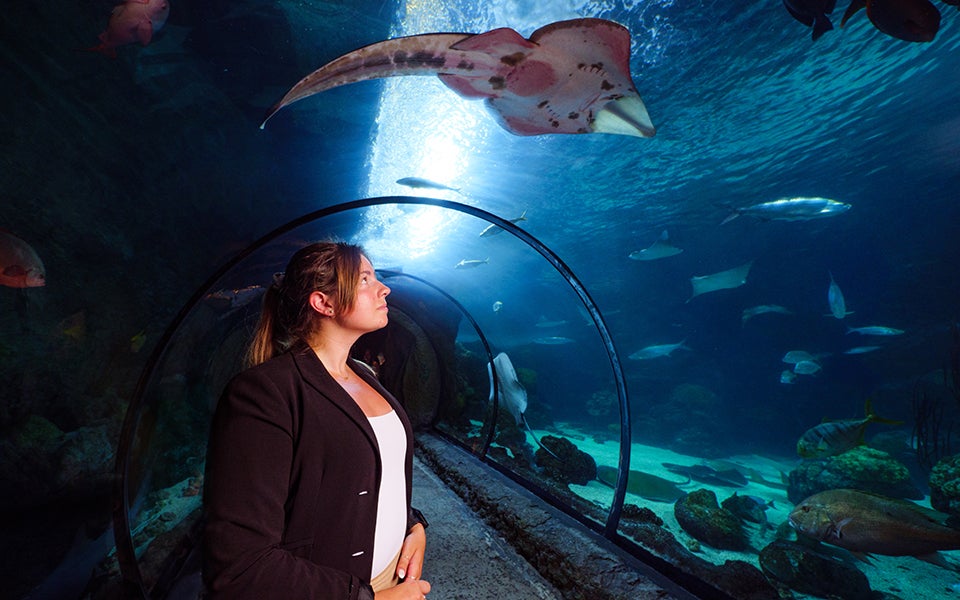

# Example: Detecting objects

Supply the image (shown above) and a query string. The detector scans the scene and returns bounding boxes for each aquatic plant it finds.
[912,382,952,473]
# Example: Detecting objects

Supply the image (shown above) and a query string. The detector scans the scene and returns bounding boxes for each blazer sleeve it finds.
[202,367,371,600]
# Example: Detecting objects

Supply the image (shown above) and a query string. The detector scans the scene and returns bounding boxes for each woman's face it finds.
[338,255,390,333]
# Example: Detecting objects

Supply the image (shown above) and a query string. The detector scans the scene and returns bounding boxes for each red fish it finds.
[87,0,170,58]
[261,19,655,138]
[783,0,839,40]
[0,230,46,288]
[842,0,941,42]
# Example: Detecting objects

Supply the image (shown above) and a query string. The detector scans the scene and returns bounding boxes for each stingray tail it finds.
[521,413,560,460]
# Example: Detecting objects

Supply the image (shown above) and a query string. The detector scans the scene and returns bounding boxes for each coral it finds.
[930,454,960,516]
[535,435,596,485]
[673,488,749,551]
[787,446,922,503]
[759,539,873,600]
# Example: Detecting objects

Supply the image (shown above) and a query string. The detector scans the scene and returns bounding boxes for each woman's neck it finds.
[309,329,358,381]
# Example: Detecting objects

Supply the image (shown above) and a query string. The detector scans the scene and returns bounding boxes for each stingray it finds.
[596,465,689,502]
[488,352,557,458]
[261,18,655,138]
[688,260,754,301]
[661,462,748,487]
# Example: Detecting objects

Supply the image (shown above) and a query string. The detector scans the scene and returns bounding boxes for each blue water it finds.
[4,0,960,597]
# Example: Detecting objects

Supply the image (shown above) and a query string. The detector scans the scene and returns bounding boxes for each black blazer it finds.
[203,342,420,599]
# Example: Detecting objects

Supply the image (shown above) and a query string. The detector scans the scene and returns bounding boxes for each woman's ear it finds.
[309,291,335,316]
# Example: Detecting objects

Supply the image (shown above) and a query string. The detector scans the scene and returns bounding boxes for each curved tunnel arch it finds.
[112,196,632,596]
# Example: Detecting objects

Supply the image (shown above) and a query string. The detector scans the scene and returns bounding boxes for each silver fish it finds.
[843,345,881,355]
[689,261,754,300]
[396,176,460,192]
[479,210,527,237]
[793,360,822,375]
[533,336,574,345]
[629,340,689,360]
[722,197,851,224]
[783,350,817,364]
[790,488,960,558]
[455,258,489,269]
[827,271,847,319]
[742,304,793,325]
[846,325,904,336]
[492,300,503,313]
[780,369,798,384]
[628,230,683,261]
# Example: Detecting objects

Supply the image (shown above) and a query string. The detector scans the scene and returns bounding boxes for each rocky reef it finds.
[787,446,922,504]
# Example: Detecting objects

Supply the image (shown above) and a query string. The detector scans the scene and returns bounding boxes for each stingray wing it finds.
[689,261,754,300]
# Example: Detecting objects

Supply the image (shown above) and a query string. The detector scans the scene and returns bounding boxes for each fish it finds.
[628,230,683,261]
[844,345,882,354]
[260,19,656,138]
[741,304,793,325]
[688,261,753,301]
[58,311,87,342]
[722,492,775,531]
[480,210,527,237]
[204,285,266,311]
[0,230,46,288]
[846,325,904,336]
[488,352,556,458]
[796,398,902,458]
[827,271,848,320]
[793,360,822,375]
[534,317,568,328]
[455,258,489,269]
[628,340,689,360]
[780,369,799,384]
[396,177,460,192]
[721,197,851,224]
[661,463,748,487]
[783,350,817,364]
[86,0,170,58]
[596,465,689,503]
[492,300,503,313]
[841,0,941,43]
[790,488,960,559]
[533,336,575,345]
[783,0,839,40]
[130,330,147,353]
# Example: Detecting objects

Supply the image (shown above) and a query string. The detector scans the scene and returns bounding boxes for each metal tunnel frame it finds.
[112,196,632,596]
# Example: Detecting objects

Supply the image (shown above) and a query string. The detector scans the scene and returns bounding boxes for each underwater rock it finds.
[787,446,923,504]
[536,435,596,485]
[674,488,749,551]
[620,503,663,526]
[930,454,960,517]
[758,539,873,600]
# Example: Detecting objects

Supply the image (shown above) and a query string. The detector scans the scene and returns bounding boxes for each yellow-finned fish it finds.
[796,398,901,458]
[790,488,960,559]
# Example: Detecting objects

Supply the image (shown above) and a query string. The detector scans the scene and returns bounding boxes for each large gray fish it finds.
[790,488,960,559]
[261,19,656,138]
[629,340,689,360]
[721,197,851,224]
[796,398,901,458]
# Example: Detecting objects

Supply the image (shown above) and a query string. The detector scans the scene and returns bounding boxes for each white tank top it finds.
[367,410,408,579]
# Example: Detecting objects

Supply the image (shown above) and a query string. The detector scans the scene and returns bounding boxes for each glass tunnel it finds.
[112,197,642,597]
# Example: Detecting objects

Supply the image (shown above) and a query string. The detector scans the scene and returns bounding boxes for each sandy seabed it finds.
[535,423,960,600]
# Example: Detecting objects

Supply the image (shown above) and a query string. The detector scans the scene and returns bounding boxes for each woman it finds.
[203,241,430,600]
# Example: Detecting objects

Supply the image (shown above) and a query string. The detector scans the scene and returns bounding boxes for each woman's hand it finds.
[374,576,430,599]
[396,523,426,580]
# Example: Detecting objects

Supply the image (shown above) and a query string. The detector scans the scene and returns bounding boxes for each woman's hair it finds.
[245,241,365,367]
